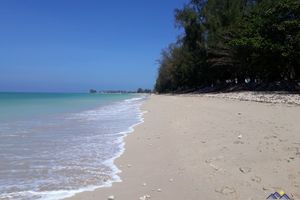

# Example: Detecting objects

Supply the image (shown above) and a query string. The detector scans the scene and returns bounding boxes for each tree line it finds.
[155,0,300,93]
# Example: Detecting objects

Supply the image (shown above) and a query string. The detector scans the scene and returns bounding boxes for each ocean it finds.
[0,92,147,200]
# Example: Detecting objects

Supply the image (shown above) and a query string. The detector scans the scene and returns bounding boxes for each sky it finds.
[0,0,187,92]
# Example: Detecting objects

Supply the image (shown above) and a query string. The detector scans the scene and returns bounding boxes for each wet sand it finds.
[66,94,300,200]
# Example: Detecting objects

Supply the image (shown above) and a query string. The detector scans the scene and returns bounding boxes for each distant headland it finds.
[89,88,152,94]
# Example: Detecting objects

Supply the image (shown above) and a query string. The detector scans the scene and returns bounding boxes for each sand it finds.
[66,94,300,200]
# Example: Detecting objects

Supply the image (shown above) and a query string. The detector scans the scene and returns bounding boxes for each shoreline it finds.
[46,96,148,200]
[66,94,300,200]
[0,94,148,200]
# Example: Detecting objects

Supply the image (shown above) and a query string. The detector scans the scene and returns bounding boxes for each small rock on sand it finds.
[209,163,220,171]
[142,182,147,186]
[107,195,115,200]
[169,178,174,182]
[239,167,251,174]
[157,188,162,192]
[238,134,243,139]
[139,194,151,200]
[127,164,132,168]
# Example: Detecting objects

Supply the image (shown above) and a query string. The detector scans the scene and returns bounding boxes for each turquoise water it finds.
[0,92,146,200]
[0,92,134,122]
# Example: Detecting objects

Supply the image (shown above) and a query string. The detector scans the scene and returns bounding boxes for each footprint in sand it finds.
[215,186,236,195]
[264,135,278,140]
[285,146,300,157]
[209,163,221,171]
[233,140,244,144]
[288,174,296,180]
[205,156,224,163]
[251,176,262,183]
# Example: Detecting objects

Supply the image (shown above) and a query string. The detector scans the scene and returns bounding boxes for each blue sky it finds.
[0,0,187,92]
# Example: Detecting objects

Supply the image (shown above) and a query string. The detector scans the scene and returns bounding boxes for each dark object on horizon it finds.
[89,89,97,94]
[99,90,136,94]
[137,88,152,93]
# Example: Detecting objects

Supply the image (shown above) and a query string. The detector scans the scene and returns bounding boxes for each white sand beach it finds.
[66,94,300,200]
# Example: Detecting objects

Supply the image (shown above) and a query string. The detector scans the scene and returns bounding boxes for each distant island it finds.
[89,89,97,94]
[89,88,152,94]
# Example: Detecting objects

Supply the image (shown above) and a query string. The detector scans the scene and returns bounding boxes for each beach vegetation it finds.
[155,0,300,93]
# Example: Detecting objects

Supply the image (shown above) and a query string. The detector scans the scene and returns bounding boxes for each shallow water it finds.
[0,93,146,200]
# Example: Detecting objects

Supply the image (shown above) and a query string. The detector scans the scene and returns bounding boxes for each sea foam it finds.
[0,94,147,200]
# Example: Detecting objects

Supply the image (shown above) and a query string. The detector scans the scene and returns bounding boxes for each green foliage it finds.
[231,0,300,81]
[155,0,300,93]
[137,88,152,93]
